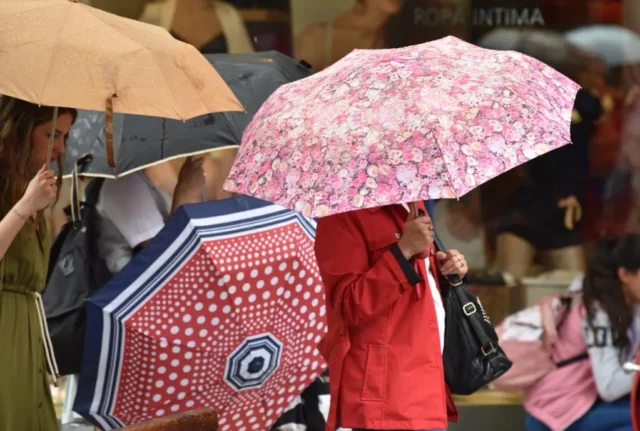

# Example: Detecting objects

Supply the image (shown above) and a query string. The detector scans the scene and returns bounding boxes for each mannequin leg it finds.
[540,246,586,273]
[494,233,537,279]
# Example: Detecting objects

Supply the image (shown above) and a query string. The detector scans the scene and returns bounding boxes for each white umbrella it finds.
[566,25,640,66]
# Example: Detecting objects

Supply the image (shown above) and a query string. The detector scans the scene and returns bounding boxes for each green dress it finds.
[0,198,57,431]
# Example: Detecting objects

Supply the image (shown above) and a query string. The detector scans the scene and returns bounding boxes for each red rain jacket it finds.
[315,202,458,430]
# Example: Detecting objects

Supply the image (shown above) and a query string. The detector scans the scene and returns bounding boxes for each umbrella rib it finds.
[154,50,183,120]
[38,4,74,104]
[427,122,462,199]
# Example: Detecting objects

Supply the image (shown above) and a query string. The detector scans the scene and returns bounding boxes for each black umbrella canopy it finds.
[64,51,313,177]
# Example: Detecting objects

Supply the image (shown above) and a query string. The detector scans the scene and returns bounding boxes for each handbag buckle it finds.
[481,343,496,356]
[463,302,477,316]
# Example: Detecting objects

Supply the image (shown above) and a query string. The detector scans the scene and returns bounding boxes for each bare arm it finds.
[295,25,328,71]
[171,156,205,214]
[0,204,30,261]
[0,166,56,260]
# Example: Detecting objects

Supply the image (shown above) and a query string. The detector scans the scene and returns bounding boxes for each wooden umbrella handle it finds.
[121,408,218,431]
[105,96,116,168]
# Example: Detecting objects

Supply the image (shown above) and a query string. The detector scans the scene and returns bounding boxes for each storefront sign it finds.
[414,6,545,28]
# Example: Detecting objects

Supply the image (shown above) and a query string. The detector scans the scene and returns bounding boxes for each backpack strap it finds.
[83,177,105,208]
[556,352,589,368]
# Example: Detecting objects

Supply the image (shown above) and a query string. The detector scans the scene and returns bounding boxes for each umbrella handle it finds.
[411,202,420,218]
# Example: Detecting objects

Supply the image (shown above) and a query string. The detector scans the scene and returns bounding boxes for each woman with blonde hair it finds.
[0,96,76,430]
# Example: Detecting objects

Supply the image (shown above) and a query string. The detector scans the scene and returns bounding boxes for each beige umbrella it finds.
[0,0,244,166]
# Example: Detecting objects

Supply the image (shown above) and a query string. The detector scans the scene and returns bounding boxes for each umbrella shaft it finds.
[46,106,59,168]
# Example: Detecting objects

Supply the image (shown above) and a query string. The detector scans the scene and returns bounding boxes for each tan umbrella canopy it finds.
[0,0,244,165]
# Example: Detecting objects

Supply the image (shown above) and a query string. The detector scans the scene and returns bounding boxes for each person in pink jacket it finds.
[525,235,640,431]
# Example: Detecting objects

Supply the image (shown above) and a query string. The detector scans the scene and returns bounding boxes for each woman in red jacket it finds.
[315,201,468,431]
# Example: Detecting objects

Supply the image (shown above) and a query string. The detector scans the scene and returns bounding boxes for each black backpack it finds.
[43,156,112,376]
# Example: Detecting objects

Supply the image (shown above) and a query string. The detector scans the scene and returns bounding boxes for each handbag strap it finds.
[433,229,497,356]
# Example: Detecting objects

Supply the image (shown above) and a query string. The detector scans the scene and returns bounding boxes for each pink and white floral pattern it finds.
[224,36,580,218]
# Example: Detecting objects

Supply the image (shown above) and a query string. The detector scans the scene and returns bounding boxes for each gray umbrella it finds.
[64,51,313,177]
[566,25,640,67]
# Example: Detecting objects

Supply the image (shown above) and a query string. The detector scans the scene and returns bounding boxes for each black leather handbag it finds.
[434,232,513,395]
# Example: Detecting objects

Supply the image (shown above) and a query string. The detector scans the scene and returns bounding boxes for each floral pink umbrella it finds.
[223,36,580,218]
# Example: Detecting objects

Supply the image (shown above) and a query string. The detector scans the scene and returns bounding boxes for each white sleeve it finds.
[98,173,166,249]
[582,306,634,402]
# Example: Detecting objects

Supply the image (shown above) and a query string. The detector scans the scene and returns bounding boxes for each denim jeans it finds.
[525,396,632,431]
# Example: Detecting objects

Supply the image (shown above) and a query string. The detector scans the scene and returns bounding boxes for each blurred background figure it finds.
[437,29,611,280]
[294,0,403,71]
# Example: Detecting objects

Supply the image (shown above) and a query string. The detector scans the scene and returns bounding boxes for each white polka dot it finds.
[169,373,178,381]
[270,277,279,286]
[182,314,192,323]
[195,303,203,311]
[223,306,231,314]
[220,292,228,300]
[152,394,161,402]
[206,291,214,299]
[167,386,175,394]
[250,269,259,278]
[156,409,165,417]
[248,294,256,303]
[208,304,217,313]
[237,272,245,281]
[155,381,164,388]
[171,359,179,367]
[265,266,273,275]
[211,317,220,325]
[257,280,265,289]
[242,283,251,292]
[279,262,287,271]
[228,285,237,294]
[197,316,205,324]
[170,326,179,335]
[158,367,166,374]
[185,327,193,336]
[171,404,180,412]
[263,292,271,300]
[199,329,208,337]
[234,297,243,306]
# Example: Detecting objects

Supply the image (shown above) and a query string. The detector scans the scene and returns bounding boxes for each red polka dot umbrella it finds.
[74,197,327,430]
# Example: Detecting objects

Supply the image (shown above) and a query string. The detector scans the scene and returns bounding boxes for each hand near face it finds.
[17,165,57,217]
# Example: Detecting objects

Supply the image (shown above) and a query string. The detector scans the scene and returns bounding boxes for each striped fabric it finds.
[272,372,350,431]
